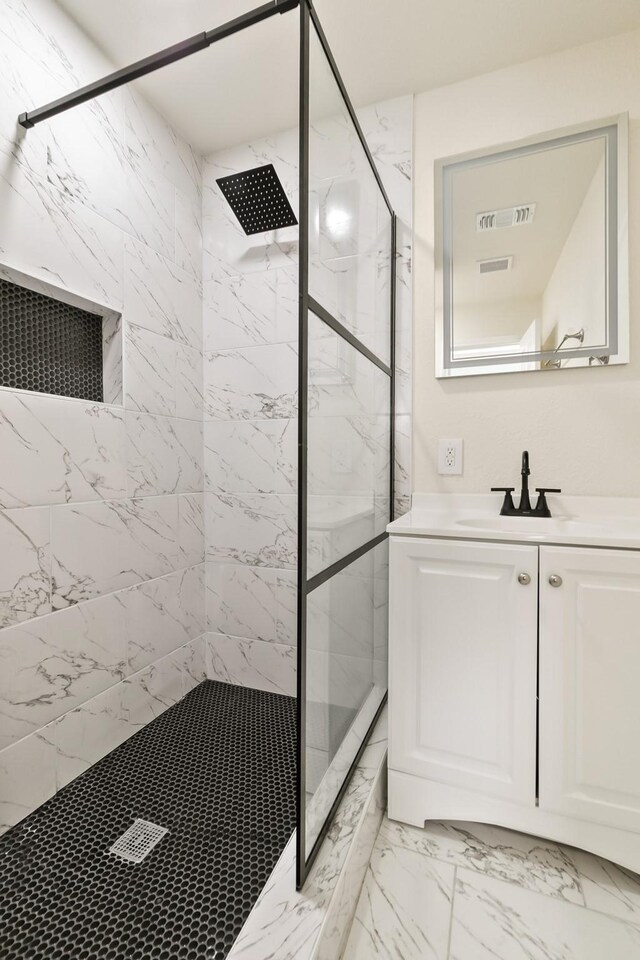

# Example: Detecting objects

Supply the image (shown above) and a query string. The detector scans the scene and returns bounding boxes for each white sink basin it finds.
[455,515,636,538]
[388,495,640,549]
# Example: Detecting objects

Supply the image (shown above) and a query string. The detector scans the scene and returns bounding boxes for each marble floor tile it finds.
[564,845,640,926]
[343,837,455,960]
[449,868,640,960]
[380,817,584,904]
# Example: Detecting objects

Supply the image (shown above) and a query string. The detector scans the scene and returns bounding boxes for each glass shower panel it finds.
[307,24,392,365]
[305,540,389,854]
[307,310,390,579]
[298,8,394,883]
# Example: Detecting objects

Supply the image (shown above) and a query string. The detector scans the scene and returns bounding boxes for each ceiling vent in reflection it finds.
[476,203,536,231]
[216,163,298,236]
[478,256,513,274]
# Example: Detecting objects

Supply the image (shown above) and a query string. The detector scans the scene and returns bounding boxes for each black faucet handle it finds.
[491,487,515,516]
[534,487,561,518]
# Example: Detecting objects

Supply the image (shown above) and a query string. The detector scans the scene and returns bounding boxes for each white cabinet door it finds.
[539,546,640,832]
[389,537,538,804]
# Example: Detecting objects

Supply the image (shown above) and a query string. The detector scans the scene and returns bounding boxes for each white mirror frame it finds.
[434,114,629,378]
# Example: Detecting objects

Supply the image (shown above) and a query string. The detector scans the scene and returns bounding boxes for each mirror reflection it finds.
[436,119,628,376]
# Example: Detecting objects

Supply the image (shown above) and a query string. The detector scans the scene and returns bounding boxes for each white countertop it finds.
[387,493,640,550]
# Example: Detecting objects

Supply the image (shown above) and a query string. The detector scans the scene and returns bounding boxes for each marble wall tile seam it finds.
[0,617,208,757]
[0,502,52,628]
[204,632,296,698]
[0,164,126,310]
[1,491,204,515]
[205,629,294,649]
[0,559,205,639]
[0,631,209,801]
[0,385,126,415]
[124,319,201,353]
[202,334,300,353]
[202,339,299,358]
[0,564,206,732]
[121,393,206,425]
[10,125,200,293]
[0,503,203,635]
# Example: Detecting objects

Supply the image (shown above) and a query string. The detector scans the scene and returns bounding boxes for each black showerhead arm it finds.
[18,0,300,129]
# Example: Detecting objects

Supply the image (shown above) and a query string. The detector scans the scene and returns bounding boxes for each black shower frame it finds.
[17,0,397,891]
[296,0,396,888]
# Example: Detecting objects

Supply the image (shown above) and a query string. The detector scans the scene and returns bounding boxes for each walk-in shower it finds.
[0,0,397,953]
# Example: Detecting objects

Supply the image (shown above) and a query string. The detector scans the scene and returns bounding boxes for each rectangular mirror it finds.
[435,115,629,377]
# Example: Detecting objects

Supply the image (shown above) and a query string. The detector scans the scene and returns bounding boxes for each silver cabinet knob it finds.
[548,574,563,588]
[518,572,531,585]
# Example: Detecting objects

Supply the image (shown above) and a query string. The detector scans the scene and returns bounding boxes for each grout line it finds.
[0,631,210,757]
[0,560,205,632]
[1,490,205,514]
[446,865,457,960]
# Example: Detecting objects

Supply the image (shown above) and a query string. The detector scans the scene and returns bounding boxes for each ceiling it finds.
[54,0,640,155]
[452,137,605,308]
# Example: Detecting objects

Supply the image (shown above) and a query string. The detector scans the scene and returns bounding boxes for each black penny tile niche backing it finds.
[216,163,298,236]
[0,681,297,960]
[0,277,104,402]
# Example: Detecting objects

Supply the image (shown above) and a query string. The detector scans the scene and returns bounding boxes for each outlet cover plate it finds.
[438,438,463,475]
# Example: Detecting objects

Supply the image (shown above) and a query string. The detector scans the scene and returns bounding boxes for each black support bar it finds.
[18,0,299,129]
[308,295,392,377]
[307,4,394,217]
[306,531,389,596]
[295,0,311,892]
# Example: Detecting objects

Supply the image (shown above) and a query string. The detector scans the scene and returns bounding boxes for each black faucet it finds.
[491,451,561,517]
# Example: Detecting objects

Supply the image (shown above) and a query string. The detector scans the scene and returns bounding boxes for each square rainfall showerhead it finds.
[216,163,298,236]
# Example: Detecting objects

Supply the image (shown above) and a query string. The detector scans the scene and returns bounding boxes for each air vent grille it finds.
[476,203,536,231]
[479,256,513,274]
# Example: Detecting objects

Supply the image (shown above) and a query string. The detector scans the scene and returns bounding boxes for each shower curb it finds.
[227,706,388,960]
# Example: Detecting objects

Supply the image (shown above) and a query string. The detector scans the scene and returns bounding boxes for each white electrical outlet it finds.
[438,438,463,475]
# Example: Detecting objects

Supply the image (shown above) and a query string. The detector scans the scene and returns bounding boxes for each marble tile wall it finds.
[203,95,413,694]
[0,0,413,832]
[202,128,300,696]
[0,0,205,832]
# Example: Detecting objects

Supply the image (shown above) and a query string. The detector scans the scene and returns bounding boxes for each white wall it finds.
[542,156,606,349]
[0,0,205,832]
[413,28,640,496]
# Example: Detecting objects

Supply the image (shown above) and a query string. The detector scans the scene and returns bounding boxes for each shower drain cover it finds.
[216,163,298,235]
[108,819,168,863]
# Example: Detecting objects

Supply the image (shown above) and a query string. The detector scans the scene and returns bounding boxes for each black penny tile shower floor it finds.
[0,681,297,960]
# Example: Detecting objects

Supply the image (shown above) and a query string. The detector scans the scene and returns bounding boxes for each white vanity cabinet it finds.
[389,534,640,873]
[539,546,640,834]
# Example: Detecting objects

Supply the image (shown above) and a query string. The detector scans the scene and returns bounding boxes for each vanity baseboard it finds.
[388,769,640,874]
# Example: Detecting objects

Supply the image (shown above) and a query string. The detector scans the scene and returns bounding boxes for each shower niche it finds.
[0,264,122,405]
